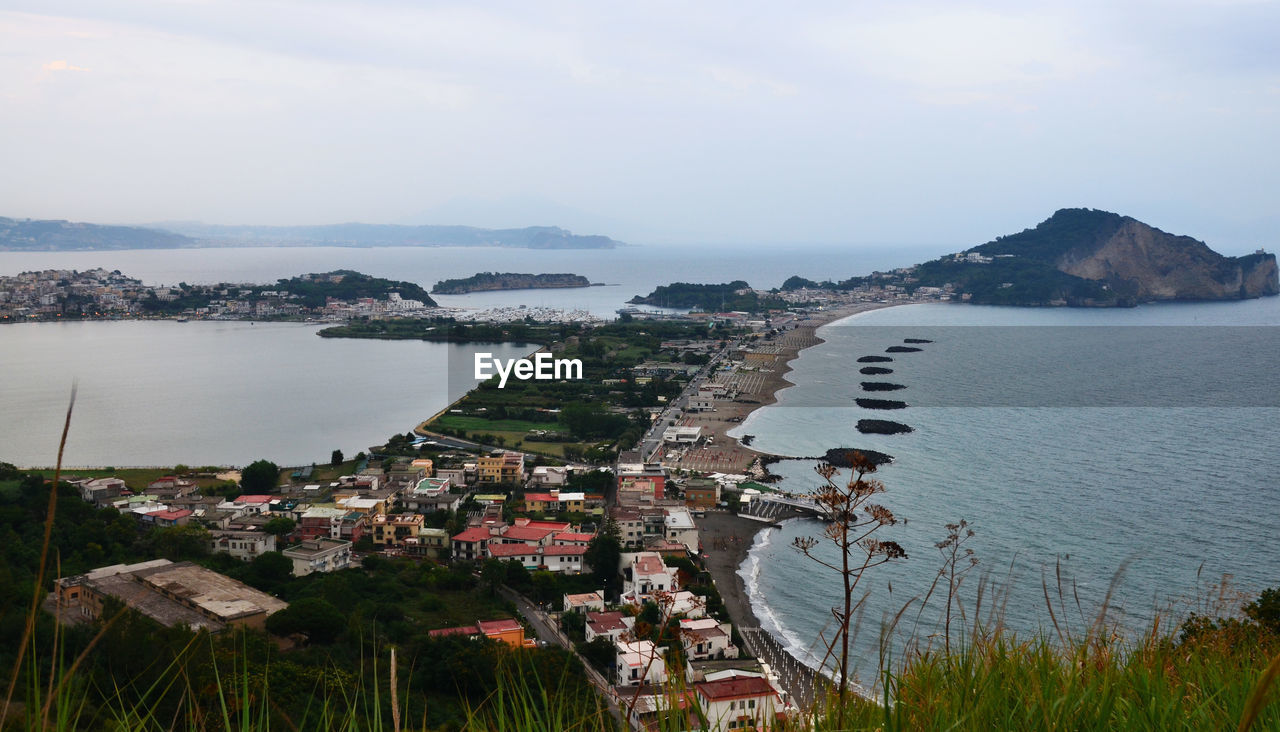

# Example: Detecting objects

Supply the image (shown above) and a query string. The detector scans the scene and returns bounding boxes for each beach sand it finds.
[687,302,907,708]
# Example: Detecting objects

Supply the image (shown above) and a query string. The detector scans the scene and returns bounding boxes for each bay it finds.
[732,298,1280,682]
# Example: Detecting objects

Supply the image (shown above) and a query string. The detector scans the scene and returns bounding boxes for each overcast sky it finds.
[2,1,1278,250]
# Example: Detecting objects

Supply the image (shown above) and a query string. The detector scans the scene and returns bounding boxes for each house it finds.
[427,618,536,648]
[283,538,353,576]
[71,477,126,506]
[298,506,348,540]
[487,541,588,574]
[616,461,667,505]
[402,492,462,514]
[683,477,720,510]
[694,676,785,732]
[529,465,569,487]
[522,490,587,514]
[477,451,525,484]
[404,527,450,559]
[372,513,426,548]
[621,552,680,600]
[616,640,668,686]
[146,476,198,498]
[451,526,492,561]
[141,508,193,528]
[217,495,273,517]
[208,530,277,562]
[55,560,287,633]
[679,618,738,661]
[563,591,605,614]
[554,531,595,546]
[585,611,634,643]
[663,507,700,553]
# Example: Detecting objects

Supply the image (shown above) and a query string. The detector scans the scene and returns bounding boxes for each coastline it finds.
[691,300,905,707]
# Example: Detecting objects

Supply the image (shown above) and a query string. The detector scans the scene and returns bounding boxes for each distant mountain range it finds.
[0,217,623,251]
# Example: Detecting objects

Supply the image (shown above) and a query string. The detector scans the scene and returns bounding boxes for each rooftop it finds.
[696,676,777,701]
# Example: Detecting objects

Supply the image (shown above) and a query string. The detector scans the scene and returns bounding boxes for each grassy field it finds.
[432,414,564,434]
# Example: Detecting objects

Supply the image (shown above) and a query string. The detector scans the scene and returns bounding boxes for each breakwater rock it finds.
[859,366,894,375]
[856,398,907,410]
[886,345,922,353]
[904,338,933,344]
[857,419,914,435]
[857,355,894,363]
[821,448,895,467]
[861,382,906,392]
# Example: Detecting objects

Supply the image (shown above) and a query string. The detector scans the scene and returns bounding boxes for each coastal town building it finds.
[616,640,668,686]
[679,618,738,661]
[585,610,635,643]
[563,591,606,614]
[208,529,277,562]
[428,618,536,649]
[694,676,786,732]
[282,538,353,576]
[55,560,287,633]
[477,451,525,484]
[620,552,680,602]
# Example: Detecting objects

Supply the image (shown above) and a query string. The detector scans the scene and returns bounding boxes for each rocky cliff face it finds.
[1055,218,1278,301]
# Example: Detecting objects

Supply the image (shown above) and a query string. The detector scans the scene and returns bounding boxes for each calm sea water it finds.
[731,298,1280,683]
[0,320,532,467]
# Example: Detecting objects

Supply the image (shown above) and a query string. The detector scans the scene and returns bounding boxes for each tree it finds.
[240,459,281,493]
[246,551,293,591]
[265,597,344,643]
[792,454,907,726]
[265,516,296,539]
[330,449,344,467]
[152,525,211,561]
[584,521,623,599]
[1245,587,1280,635]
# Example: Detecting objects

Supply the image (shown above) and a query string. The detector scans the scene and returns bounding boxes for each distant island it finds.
[431,272,595,294]
[0,216,623,251]
[628,281,788,312]
[778,208,1279,307]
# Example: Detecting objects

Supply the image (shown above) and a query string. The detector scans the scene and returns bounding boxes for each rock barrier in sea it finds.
[859,366,893,375]
[856,355,894,363]
[886,345,922,353]
[904,338,933,344]
[820,447,895,467]
[856,419,914,435]
[855,397,907,410]
[861,382,906,392]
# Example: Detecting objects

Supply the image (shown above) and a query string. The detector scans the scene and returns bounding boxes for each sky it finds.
[2,1,1278,251]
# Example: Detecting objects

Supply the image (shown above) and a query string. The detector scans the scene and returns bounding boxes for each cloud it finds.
[42,59,90,72]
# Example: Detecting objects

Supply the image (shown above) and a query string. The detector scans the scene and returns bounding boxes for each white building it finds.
[663,507,699,553]
[283,538,353,576]
[662,426,702,444]
[616,640,668,687]
[621,552,680,601]
[208,530,277,562]
[694,676,785,732]
[679,618,738,661]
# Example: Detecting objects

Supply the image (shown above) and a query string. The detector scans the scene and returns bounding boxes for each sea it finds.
[2,245,1278,682]
[730,297,1280,685]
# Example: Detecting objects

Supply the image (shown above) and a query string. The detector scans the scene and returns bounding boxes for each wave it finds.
[737,518,823,668]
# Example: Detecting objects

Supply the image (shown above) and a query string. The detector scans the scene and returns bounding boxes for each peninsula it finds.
[431,272,594,294]
[775,208,1279,307]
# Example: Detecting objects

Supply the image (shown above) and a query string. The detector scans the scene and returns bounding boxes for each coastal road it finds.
[499,587,627,727]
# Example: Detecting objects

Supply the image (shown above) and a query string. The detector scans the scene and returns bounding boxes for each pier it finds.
[739,492,833,521]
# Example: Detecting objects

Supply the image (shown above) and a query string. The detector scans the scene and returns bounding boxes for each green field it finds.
[433,414,565,434]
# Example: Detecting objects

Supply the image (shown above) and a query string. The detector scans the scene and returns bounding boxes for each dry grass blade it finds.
[1237,648,1280,732]
[2,382,76,724]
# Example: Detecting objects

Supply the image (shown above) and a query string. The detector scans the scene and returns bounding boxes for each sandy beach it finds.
[687,301,907,708]
[667,301,899,475]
